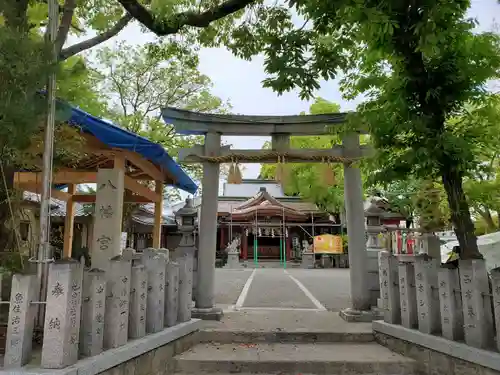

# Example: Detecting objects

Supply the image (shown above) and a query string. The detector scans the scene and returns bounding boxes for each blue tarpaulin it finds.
[64,102,198,194]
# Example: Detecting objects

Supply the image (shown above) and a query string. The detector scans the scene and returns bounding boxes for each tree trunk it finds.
[441,167,482,259]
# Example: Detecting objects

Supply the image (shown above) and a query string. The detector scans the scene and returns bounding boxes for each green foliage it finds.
[90,41,230,201]
[229,0,500,258]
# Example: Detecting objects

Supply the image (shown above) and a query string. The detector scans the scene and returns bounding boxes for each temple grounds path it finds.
[214,267,352,312]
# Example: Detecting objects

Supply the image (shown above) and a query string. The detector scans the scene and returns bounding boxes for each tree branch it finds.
[59,14,133,60]
[116,0,255,36]
[56,0,77,55]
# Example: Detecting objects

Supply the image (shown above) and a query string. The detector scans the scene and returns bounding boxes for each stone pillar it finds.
[91,168,125,270]
[195,132,222,317]
[438,267,463,341]
[80,269,106,357]
[378,252,400,324]
[142,252,166,333]
[414,256,440,334]
[165,261,180,326]
[489,268,500,352]
[129,264,147,339]
[398,262,418,329]
[178,254,194,322]
[103,257,131,349]
[321,254,333,268]
[459,259,494,349]
[41,260,83,369]
[301,250,315,269]
[4,274,38,368]
[225,247,241,269]
[340,133,371,319]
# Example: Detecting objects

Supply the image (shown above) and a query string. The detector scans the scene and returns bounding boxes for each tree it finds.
[225,0,500,259]
[461,95,500,231]
[91,41,230,201]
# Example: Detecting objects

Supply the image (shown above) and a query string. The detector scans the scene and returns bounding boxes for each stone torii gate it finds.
[162,108,373,320]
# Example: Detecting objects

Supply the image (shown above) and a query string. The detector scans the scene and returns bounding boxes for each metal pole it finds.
[37,0,58,324]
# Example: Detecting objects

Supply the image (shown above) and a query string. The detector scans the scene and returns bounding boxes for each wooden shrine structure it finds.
[14,104,197,264]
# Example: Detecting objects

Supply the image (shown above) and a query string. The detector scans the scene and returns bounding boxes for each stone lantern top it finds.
[176,198,197,217]
[175,198,198,229]
[364,198,385,217]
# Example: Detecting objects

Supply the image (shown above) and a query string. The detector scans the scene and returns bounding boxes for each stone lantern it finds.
[174,198,197,321]
[364,199,386,309]
[175,198,197,258]
[364,200,385,250]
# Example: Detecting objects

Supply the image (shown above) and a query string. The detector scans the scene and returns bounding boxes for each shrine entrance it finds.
[162,108,373,320]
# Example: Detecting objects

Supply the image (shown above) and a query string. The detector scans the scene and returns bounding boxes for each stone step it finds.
[174,342,419,374]
[197,329,374,343]
[199,311,374,343]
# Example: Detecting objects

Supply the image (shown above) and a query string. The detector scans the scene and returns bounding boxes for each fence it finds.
[2,247,194,369]
[378,234,500,353]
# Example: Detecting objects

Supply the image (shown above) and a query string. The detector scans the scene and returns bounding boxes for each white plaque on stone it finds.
[4,274,38,368]
[438,267,463,341]
[80,269,106,357]
[41,260,84,369]
[104,258,131,349]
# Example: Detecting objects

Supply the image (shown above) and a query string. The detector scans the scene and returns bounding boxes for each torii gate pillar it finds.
[340,133,374,322]
[192,131,223,321]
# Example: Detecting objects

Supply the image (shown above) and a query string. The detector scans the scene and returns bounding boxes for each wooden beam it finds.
[72,194,153,203]
[152,181,163,248]
[63,184,76,259]
[15,182,72,202]
[124,176,161,203]
[177,145,374,164]
[122,150,164,181]
[15,171,97,185]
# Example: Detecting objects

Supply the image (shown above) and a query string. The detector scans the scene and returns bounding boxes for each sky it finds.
[69,0,499,185]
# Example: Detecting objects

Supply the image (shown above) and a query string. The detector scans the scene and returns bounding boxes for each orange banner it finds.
[313,234,343,254]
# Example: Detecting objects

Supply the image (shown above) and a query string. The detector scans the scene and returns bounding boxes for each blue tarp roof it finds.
[63,102,198,194]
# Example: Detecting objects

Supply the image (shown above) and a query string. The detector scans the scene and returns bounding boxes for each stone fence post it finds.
[104,256,131,349]
[4,274,38,368]
[41,260,84,369]
[414,255,440,334]
[142,250,167,333]
[459,259,494,349]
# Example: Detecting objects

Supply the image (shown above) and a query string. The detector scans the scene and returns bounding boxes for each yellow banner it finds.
[313,234,343,254]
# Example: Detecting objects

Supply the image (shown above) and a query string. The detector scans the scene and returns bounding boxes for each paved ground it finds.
[213,267,351,312]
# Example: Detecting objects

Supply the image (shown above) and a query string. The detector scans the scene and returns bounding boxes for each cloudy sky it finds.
[70,0,498,184]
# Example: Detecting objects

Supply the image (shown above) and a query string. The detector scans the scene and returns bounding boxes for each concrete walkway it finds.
[214,268,351,313]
